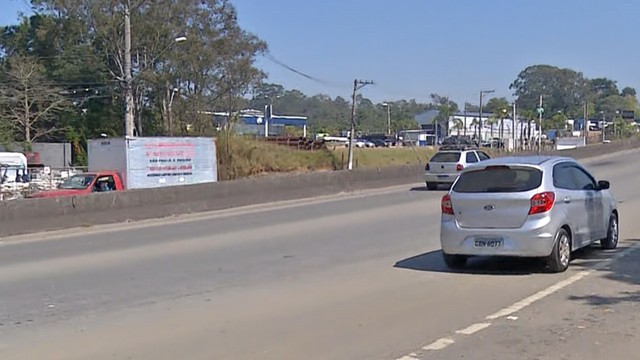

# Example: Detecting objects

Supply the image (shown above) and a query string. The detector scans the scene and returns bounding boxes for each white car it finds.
[424,147,491,190]
[347,139,375,148]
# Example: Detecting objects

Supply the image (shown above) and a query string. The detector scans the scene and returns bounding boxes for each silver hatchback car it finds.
[439,156,619,272]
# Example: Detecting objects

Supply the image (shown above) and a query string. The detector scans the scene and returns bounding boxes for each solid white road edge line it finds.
[486,242,640,321]
[394,242,640,359]
[485,270,591,320]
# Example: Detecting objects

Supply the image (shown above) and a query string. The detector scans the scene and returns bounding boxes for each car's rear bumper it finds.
[425,172,459,183]
[440,214,557,257]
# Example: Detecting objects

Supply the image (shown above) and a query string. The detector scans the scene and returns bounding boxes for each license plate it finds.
[437,175,448,178]
[474,238,503,248]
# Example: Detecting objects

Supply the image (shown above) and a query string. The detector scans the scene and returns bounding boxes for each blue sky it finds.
[3,0,640,106]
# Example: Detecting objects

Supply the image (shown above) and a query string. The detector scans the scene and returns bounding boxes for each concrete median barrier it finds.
[0,164,424,237]
[1,137,639,237]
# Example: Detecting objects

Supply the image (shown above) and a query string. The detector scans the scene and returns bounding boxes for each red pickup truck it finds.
[29,171,125,198]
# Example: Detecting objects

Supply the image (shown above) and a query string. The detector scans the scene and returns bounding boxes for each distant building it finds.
[447,112,540,151]
[0,142,72,168]
[414,110,443,142]
[414,109,439,128]
[211,106,308,137]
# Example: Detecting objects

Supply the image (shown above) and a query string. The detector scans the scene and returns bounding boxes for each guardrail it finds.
[1,137,639,237]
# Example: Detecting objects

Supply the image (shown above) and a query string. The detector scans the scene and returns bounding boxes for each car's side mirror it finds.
[597,180,610,190]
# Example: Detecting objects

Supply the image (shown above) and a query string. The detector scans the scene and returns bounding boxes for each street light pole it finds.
[123,0,135,137]
[478,89,495,143]
[512,102,517,152]
[168,88,178,136]
[122,0,186,137]
[382,102,391,136]
[538,95,543,153]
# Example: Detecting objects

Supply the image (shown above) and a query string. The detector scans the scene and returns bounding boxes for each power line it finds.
[1,80,118,86]
[264,52,330,85]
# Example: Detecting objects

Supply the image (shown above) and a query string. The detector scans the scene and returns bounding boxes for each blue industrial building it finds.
[211,106,308,137]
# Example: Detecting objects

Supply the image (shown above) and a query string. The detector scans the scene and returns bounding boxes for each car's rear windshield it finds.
[453,165,543,193]
[430,152,461,163]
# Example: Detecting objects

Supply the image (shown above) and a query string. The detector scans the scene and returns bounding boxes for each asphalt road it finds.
[1,150,640,360]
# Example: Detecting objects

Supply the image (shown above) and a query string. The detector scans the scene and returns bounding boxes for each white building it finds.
[447,112,541,151]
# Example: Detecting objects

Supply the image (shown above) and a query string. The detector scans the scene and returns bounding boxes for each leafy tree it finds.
[450,118,464,133]
[30,0,267,137]
[590,78,619,98]
[612,118,636,138]
[544,112,568,132]
[430,93,458,136]
[484,97,510,115]
[250,83,285,108]
[621,87,636,98]
[510,65,589,117]
[597,95,631,119]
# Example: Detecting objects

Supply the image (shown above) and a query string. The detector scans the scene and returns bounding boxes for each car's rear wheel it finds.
[426,182,437,190]
[443,253,467,269]
[547,228,571,273]
[600,213,619,250]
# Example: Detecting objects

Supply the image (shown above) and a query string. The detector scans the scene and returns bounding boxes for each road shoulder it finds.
[422,240,640,360]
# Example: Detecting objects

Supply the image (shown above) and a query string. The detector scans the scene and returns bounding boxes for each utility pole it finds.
[463,103,467,137]
[601,111,606,143]
[123,0,135,137]
[584,102,589,145]
[347,79,374,170]
[386,103,391,136]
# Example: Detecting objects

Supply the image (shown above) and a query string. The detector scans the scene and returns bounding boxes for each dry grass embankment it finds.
[217,135,505,180]
[329,146,433,169]
[216,135,339,180]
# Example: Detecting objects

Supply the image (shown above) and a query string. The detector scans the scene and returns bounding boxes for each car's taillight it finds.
[425,163,430,171]
[529,192,555,215]
[441,194,454,215]
[456,164,463,171]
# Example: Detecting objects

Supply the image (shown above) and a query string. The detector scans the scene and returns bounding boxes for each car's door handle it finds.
[564,196,571,203]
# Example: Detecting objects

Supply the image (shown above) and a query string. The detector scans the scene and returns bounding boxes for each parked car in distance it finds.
[439,156,619,273]
[442,135,477,147]
[424,146,491,190]
[346,139,375,148]
[370,139,387,147]
[481,137,505,149]
[29,171,125,198]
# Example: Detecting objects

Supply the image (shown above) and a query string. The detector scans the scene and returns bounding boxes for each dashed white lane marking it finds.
[393,242,640,359]
[422,338,455,351]
[455,322,492,335]
[396,355,420,360]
